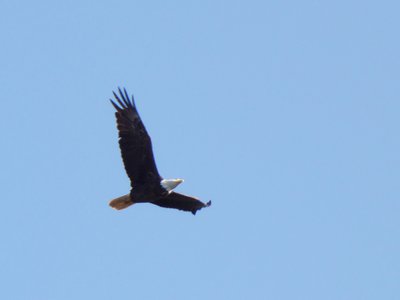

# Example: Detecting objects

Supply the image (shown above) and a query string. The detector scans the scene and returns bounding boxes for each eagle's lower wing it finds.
[152,192,211,215]
[110,88,161,186]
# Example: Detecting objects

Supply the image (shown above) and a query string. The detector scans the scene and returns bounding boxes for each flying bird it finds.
[109,88,211,215]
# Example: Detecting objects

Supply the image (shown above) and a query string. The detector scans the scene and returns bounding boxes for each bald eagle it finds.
[109,88,211,215]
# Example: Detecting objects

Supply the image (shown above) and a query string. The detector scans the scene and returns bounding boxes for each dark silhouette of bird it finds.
[109,88,211,215]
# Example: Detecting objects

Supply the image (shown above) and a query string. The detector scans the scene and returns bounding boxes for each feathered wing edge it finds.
[110,87,161,186]
[109,87,136,113]
[152,192,212,215]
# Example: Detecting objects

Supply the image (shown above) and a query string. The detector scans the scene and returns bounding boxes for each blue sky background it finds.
[1,1,399,299]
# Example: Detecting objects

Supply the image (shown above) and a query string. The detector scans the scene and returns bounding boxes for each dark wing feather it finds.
[152,192,211,215]
[110,88,161,186]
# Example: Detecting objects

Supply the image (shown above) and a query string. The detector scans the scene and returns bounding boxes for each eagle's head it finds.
[161,178,184,192]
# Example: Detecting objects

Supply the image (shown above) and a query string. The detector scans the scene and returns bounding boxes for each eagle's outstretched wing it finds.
[110,88,161,186]
[152,192,211,215]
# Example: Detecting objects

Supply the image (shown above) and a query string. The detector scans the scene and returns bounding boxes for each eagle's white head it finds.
[161,178,184,192]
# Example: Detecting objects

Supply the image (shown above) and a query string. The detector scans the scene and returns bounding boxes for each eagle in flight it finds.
[109,88,211,215]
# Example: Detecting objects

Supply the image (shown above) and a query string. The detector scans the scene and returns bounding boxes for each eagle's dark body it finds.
[109,88,211,215]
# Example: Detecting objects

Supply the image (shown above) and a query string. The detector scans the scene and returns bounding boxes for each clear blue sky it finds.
[1,1,399,299]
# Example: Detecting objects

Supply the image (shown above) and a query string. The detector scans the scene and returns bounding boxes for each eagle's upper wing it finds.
[152,192,211,215]
[110,88,161,186]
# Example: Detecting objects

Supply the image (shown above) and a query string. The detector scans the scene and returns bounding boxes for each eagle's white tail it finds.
[109,194,133,210]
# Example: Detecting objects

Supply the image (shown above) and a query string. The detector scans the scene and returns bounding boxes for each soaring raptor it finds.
[109,88,211,215]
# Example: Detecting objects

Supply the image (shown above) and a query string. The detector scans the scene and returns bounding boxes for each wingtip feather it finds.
[192,200,212,215]
[110,99,122,111]
[123,88,135,108]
